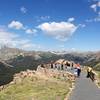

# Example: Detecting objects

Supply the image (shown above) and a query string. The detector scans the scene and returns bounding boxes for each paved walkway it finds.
[69,72,100,100]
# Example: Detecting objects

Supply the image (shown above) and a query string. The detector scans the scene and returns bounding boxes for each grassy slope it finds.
[0,75,72,100]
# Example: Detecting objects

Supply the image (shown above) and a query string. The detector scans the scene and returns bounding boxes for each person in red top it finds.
[76,63,81,77]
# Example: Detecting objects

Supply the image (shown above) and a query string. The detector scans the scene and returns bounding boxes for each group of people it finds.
[40,61,96,81]
[41,62,72,71]
[73,63,81,78]
[73,64,96,81]
[40,62,82,78]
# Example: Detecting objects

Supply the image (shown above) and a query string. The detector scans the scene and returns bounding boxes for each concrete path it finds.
[69,72,100,100]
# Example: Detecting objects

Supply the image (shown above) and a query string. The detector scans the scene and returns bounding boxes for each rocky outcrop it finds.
[9,69,36,85]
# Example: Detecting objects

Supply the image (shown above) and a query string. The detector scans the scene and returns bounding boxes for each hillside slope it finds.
[0,68,73,100]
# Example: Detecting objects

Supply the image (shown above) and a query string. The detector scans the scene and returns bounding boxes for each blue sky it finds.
[0,0,100,51]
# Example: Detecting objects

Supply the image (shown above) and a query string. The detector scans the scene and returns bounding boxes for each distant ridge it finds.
[0,46,100,70]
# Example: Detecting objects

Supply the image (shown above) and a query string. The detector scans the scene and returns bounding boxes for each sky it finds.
[0,0,100,51]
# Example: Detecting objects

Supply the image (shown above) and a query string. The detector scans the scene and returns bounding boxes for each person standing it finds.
[87,67,95,81]
[74,67,78,79]
[77,63,81,77]
[86,67,92,78]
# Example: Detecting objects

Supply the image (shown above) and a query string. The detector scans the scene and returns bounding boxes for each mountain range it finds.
[0,46,100,68]
[0,46,100,85]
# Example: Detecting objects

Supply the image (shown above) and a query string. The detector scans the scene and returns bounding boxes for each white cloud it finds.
[36,16,50,22]
[58,45,66,51]
[94,16,100,21]
[20,6,27,14]
[97,1,100,7]
[86,17,100,22]
[40,16,50,20]
[0,28,19,47]
[90,4,97,12]
[38,21,77,41]
[8,20,38,37]
[78,24,86,28]
[98,11,100,14]
[88,1,100,22]
[25,29,37,35]
[20,43,41,50]
[68,17,75,22]
[8,21,24,30]
[92,0,100,1]
[0,28,41,51]
[90,1,100,12]
[71,48,76,51]
[21,43,33,49]
[85,19,93,22]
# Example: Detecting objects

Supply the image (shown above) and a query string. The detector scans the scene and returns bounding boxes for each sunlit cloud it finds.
[78,24,86,28]
[86,1,100,22]
[8,20,24,30]
[90,4,97,12]
[68,17,75,22]
[90,1,100,12]
[38,21,77,41]
[25,29,37,35]
[0,28,41,50]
